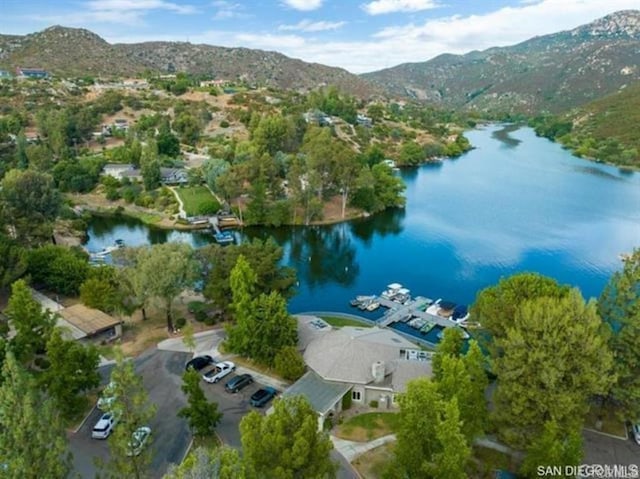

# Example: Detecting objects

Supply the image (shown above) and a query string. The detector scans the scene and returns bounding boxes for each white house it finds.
[102,163,137,180]
[283,316,433,430]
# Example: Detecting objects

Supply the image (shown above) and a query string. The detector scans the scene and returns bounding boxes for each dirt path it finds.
[169,187,187,219]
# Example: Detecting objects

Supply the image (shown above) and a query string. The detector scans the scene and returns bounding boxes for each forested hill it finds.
[0,26,379,98]
[530,82,640,167]
[362,10,640,114]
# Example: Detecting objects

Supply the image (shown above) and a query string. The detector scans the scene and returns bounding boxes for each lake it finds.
[85,125,640,316]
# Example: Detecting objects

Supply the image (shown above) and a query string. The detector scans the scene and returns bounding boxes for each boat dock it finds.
[377,296,460,329]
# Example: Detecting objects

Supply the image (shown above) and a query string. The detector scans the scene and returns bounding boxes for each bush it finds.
[105,187,120,201]
[369,400,379,408]
[274,346,306,381]
[175,317,187,329]
[220,120,230,128]
[27,245,90,295]
[342,392,352,411]
[195,310,208,323]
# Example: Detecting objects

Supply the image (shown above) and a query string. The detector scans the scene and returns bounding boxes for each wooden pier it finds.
[377,296,460,329]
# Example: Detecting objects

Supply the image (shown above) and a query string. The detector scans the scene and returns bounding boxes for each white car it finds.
[92,413,118,439]
[202,361,236,383]
[127,426,152,456]
[97,381,117,411]
[632,423,640,444]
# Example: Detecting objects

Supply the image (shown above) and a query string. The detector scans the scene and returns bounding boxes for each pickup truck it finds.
[202,361,236,383]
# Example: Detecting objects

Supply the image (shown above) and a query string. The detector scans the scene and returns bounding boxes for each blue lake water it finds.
[85,125,640,316]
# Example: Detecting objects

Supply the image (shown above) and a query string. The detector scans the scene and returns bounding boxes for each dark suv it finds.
[185,355,214,371]
[225,374,253,393]
[250,387,277,407]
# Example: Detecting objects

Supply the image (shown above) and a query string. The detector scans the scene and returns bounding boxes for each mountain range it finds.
[1,10,640,113]
[362,10,640,113]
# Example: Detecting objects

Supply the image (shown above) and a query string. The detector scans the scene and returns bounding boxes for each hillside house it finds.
[356,114,373,128]
[102,163,137,180]
[160,167,188,185]
[16,67,49,79]
[283,316,433,430]
[112,118,129,132]
[58,304,123,343]
[303,109,333,126]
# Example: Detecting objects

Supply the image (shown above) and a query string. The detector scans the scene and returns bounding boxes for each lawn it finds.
[335,412,400,442]
[352,443,395,479]
[321,316,372,328]
[176,186,221,216]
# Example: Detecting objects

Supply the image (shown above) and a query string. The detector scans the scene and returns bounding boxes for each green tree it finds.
[519,421,582,479]
[141,139,161,190]
[598,249,640,420]
[80,265,126,314]
[492,289,613,448]
[5,279,56,366]
[398,141,424,166]
[203,158,230,193]
[27,245,89,296]
[178,368,223,437]
[432,327,464,380]
[393,378,442,478]
[240,395,337,479]
[14,131,28,169]
[274,346,306,381]
[0,352,72,479]
[251,114,290,156]
[165,446,246,479]
[157,123,181,157]
[429,399,471,479]
[105,350,157,479]
[0,168,61,245]
[42,328,100,419]
[472,272,570,355]
[225,255,258,353]
[0,234,27,289]
[251,291,298,366]
[132,243,200,331]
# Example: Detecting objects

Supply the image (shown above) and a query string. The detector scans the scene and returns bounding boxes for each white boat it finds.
[365,301,380,312]
[356,295,376,302]
[382,283,403,299]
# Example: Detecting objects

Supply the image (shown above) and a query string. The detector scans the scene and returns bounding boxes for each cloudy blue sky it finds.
[1,0,637,72]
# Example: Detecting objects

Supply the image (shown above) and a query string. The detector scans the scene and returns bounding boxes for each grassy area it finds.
[335,412,400,442]
[352,443,395,479]
[176,186,221,216]
[584,405,627,438]
[66,393,98,431]
[321,316,372,328]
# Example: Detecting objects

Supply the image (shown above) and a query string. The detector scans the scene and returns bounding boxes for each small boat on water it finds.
[214,231,235,245]
[115,239,125,248]
[365,301,380,312]
[381,283,403,299]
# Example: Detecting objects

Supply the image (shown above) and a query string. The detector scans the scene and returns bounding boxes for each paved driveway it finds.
[69,349,192,478]
[583,429,640,468]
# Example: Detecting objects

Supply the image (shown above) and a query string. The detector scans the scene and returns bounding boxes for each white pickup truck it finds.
[202,361,236,383]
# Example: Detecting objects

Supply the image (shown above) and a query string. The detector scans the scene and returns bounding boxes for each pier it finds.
[377,296,460,329]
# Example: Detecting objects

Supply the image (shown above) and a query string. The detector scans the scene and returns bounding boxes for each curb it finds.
[584,427,629,441]
[71,404,97,434]
[179,436,195,464]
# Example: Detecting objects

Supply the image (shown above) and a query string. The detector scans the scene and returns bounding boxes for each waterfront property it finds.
[160,167,188,185]
[58,304,123,343]
[283,316,433,430]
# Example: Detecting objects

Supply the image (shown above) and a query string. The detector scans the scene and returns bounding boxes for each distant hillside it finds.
[115,41,377,97]
[363,10,640,114]
[0,26,378,98]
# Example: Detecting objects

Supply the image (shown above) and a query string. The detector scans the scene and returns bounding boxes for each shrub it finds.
[369,400,379,408]
[220,120,230,128]
[175,317,187,329]
[342,392,352,411]
[274,346,306,381]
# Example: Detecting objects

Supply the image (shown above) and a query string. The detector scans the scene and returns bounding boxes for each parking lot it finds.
[68,349,275,478]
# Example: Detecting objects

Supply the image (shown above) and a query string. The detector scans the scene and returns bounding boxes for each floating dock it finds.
[377,296,460,329]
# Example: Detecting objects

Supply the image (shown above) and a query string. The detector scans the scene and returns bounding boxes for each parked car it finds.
[92,413,118,439]
[250,387,277,407]
[127,426,152,456]
[225,373,253,393]
[632,423,640,444]
[97,381,117,411]
[185,355,215,371]
[203,361,236,383]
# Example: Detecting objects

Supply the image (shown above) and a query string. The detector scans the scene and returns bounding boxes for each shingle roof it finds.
[283,370,351,415]
[59,304,122,336]
[303,326,432,390]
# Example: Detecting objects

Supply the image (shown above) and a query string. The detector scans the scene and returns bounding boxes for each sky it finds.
[1,0,638,73]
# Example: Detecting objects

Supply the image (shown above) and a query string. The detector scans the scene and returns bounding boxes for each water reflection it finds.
[350,208,405,245]
[491,124,522,148]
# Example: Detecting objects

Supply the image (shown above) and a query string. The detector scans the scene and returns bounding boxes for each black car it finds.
[225,374,253,393]
[250,387,277,407]
[185,355,214,371]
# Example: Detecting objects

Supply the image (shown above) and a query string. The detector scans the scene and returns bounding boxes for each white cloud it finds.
[86,0,197,14]
[362,0,440,15]
[281,0,324,11]
[106,0,640,73]
[278,19,346,32]
[212,1,247,20]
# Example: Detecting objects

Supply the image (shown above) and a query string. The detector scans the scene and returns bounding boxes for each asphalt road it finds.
[68,349,192,478]
[583,428,640,469]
